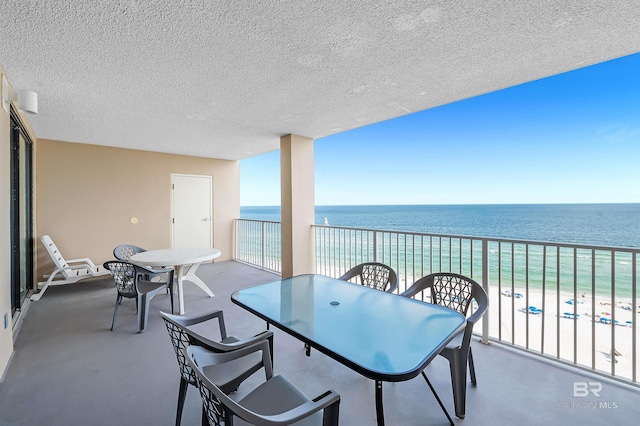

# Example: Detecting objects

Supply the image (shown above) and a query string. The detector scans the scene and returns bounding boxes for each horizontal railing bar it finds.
[312,224,640,252]
[236,218,282,224]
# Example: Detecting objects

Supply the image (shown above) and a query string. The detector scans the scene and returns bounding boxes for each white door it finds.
[172,174,213,248]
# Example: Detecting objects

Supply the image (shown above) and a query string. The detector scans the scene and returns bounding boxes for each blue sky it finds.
[241,52,640,206]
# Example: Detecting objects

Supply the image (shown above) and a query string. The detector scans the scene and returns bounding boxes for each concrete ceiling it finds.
[2,1,640,161]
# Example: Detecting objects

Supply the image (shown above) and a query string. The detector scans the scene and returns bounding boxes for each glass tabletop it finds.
[232,274,465,382]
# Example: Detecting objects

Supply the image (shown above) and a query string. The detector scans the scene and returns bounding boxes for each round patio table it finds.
[130,247,221,315]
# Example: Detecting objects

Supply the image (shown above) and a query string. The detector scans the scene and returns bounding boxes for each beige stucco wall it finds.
[35,139,240,281]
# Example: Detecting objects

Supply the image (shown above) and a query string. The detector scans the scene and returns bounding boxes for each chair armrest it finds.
[65,258,98,267]
[161,309,228,338]
[467,307,484,325]
[188,339,273,379]
[133,264,173,278]
[143,265,172,274]
[216,330,273,349]
[160,309,273,357]
[56,264,99,271]
[337,268,357,281]
[386,278,399,294]
[460,302,487,351]
[399,283,421,298]
[238,389,341,425]
[191,329,274,355]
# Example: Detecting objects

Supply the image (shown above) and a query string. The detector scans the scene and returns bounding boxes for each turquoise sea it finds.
[240,204,640,297]
[241,203,640,248]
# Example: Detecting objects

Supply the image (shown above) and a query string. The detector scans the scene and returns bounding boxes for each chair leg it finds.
[137,295,144,332]
[111,294,122,331]
[448,351,468,419]
[138,293,151,333]
[138,294,151,333]
[422,371,454,426]
[201,405,208,426]
[468,347,477,386]
[175,378,189,426]
[169,275,175,314]
[267,333,274,366]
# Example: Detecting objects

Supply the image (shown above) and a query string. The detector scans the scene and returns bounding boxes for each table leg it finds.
[174,263,215,315]
[182,262,215,298]
[375,380,385,425]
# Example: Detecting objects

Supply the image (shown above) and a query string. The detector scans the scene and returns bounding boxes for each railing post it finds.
[233,219,238,260]
[481,238,490,345]
[373,230,378,263]
[261,220,266,269]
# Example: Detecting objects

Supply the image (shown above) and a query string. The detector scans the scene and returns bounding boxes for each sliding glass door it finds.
[10,112,33,315]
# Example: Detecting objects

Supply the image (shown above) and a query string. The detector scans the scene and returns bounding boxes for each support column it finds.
[280,134,315,278]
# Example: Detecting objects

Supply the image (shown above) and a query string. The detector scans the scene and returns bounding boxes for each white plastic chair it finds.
[31,235,110,301]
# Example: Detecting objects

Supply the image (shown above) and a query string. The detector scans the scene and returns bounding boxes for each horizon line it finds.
[241,202,640,208]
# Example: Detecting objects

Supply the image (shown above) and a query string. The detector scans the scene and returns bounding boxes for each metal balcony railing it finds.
[234,219,640,387]
[234,219,282,274]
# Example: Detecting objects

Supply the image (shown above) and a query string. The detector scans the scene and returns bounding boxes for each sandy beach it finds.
[396,275,638,380]
[485,285,638,380]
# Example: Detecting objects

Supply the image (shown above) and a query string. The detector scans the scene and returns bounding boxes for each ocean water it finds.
[240,204,640,296]
[241,203,640,248]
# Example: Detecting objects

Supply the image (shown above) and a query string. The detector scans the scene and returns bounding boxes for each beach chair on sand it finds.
[31,235,109,301]
[528,306,543,315]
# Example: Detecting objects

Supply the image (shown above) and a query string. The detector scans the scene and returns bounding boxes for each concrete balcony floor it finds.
[1,261,638,426]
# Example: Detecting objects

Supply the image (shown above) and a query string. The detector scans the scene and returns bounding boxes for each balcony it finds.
[2,260,638,425]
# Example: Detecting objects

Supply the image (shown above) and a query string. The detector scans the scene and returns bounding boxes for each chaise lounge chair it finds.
[528,306,543,315]
[31,235,110,301]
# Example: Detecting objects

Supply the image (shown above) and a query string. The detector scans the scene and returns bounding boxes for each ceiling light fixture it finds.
[2,75,38,114]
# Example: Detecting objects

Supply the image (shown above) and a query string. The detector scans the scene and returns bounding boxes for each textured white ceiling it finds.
[2,1,640,160]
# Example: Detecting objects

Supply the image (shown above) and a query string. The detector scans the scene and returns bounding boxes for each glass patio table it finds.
[231,274,466,425]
